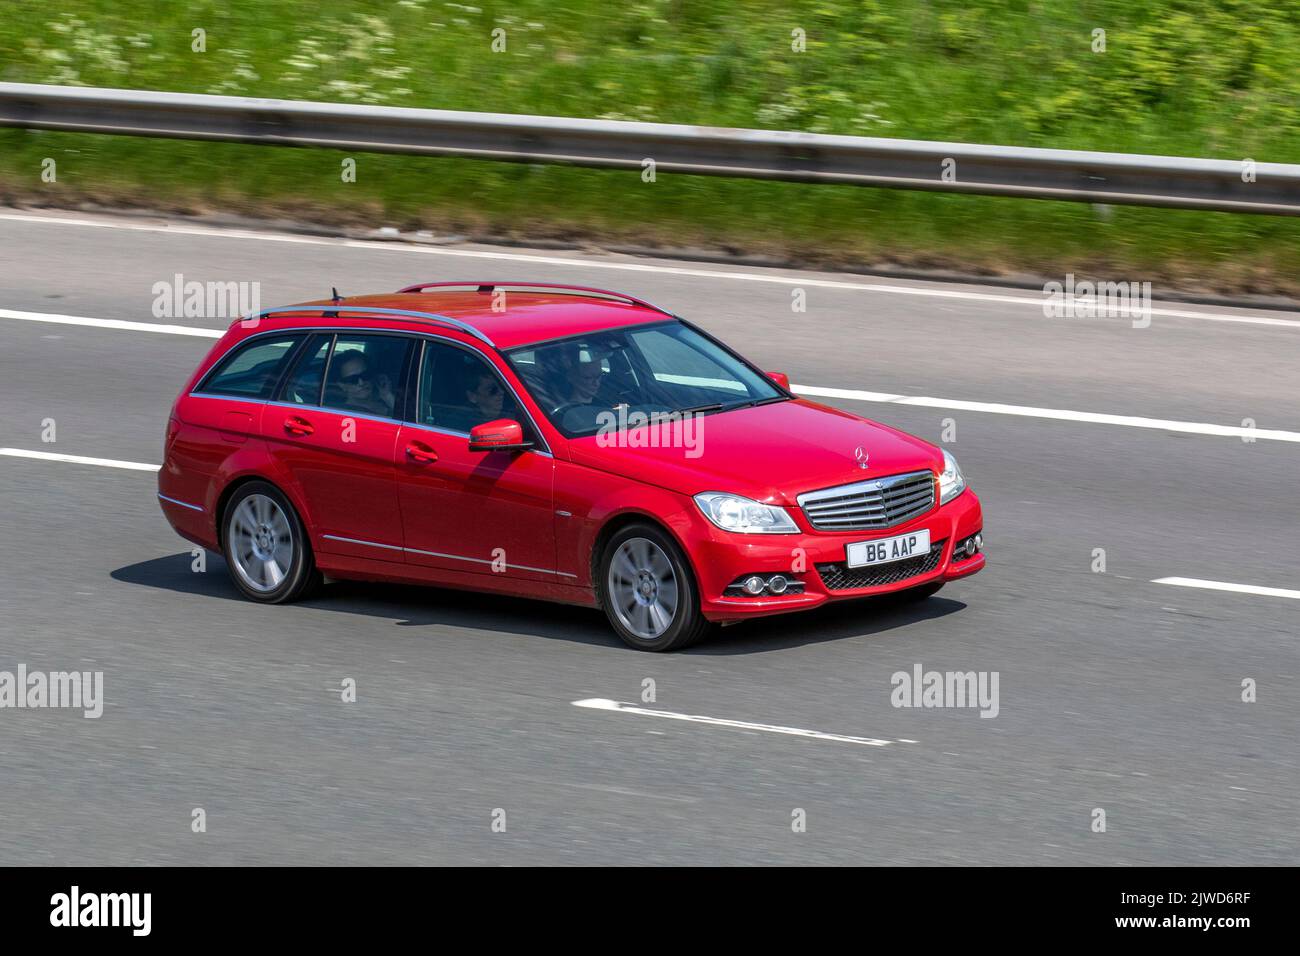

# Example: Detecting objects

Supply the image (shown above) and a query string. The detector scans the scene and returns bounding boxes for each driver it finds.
[553,346,607,407]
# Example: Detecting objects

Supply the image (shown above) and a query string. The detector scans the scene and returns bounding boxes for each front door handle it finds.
[283,416,314,436]
[405,441,438,464]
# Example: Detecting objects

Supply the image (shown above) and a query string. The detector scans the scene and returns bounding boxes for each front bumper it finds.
[692,488,984,622]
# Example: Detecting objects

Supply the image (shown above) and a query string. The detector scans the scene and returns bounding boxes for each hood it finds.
[566,398,943,504]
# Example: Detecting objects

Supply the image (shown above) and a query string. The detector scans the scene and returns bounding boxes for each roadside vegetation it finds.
[2,0,1298,292]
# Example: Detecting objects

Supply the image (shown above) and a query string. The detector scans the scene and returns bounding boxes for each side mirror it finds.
[766,371,791,390]
[468,418,532,453]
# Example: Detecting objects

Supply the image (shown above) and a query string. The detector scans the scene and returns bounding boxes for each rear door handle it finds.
[283,416,314,436]
[405,441,438,464]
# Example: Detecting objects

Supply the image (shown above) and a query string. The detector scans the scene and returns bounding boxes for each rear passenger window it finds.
[279,334,331,405]
[321,334,412,420]
[201,336,302,399]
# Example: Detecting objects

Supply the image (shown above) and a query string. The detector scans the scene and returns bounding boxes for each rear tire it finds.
[598,523,712,652]
[221,481,320,604]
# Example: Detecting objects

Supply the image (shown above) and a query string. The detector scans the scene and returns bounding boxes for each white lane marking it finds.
[1152,577,1300,601]
[1,210,1296,329]
[793,385,1300,442]
[2,308,1298,443]
[11,450,1298,606]
[0,448,160,471]
[572,698,900,747]
[0,308,222,338]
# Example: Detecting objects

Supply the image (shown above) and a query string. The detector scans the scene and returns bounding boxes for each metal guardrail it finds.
[1,83,1298,215]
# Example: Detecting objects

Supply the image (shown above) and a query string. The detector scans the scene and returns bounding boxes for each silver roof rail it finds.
[397,281,675,317]
[235,305,496,347]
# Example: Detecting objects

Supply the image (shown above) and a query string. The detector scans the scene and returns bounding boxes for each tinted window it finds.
[417,340,522,434]
[279,334,331,405]
[321,335,411,419]
[505,320,782,437]
[631,327,750,394]
[202,336,302,399]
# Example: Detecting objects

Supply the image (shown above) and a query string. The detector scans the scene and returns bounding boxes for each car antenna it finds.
[325,287,343,318]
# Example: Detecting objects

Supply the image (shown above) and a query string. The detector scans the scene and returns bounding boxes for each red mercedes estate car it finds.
[158,282,983,651]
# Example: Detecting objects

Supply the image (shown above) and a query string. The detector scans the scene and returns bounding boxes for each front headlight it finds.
[694,492,799,534]
[938,450,967,505]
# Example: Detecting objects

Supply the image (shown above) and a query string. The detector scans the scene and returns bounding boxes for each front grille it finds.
[797,470,936,531]
[815,539,946,591]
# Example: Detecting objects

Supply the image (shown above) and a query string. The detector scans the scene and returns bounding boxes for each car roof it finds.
[272,287,675,351]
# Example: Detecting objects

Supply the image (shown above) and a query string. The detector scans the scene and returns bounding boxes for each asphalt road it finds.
[0,207,1296,865]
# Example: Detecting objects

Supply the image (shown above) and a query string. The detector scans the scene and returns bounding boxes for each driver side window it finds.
[417,340,522,434]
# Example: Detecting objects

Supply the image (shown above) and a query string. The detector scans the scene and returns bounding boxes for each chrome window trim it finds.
[262,398,408,429]
[390,419,553,457]
[189,325,553,456]
[158,492,203,512]
[322,534,576,578]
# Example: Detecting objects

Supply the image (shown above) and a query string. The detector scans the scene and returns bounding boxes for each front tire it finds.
[598,523,712,652]
[221,481,320,603]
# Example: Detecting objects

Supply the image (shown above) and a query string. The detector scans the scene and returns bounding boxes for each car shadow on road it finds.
[112,552,965,655]
[110,552,616,648]
[696,593,966,654]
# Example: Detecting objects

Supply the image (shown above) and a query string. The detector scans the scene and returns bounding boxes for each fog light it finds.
[742,575,766,595]
[768,574,789,594]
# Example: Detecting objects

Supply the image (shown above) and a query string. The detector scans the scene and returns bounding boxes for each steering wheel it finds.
[550,401,588,419]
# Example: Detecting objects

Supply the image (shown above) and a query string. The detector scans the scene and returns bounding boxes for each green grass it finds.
[2,0,1299,290]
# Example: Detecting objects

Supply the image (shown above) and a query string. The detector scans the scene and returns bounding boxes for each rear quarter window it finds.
[199,335,303,399]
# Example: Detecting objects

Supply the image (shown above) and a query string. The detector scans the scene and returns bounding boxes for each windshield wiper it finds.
[727,395,791,411]
[674,403,724,415]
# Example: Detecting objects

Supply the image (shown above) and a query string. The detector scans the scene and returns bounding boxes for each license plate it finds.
[845,529,931,568]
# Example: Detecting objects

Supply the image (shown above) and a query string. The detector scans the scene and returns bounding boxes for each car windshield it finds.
[505,320,787,438]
